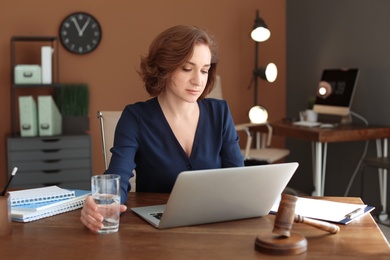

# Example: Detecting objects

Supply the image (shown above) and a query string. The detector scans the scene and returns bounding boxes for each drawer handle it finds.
[43,170,61,174]
[42,149,60,153]
[43,159,61,163]
[41,138,60,143]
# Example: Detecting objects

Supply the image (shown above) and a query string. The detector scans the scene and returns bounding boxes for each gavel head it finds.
[272,193,298,237]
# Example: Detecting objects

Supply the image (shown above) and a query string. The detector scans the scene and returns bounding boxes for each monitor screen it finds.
[313,68,359,116]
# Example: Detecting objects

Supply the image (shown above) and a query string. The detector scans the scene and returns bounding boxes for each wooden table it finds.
[251,120,390,219]
[1,193,389,259]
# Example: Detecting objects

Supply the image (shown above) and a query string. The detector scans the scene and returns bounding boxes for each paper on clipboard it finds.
[271,196,375,224]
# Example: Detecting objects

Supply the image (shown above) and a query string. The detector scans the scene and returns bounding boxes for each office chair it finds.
[208,75,290,164]
[97,111,136,192]
[359,140,389,223]
[235,123,290,164]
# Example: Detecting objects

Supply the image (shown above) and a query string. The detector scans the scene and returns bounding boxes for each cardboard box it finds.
[14,65,42,84]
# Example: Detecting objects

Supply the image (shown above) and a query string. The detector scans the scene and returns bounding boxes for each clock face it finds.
[59,12,102,54]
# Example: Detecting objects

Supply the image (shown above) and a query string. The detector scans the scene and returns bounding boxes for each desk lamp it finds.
[249,10,278,124]
[248,106,268,124]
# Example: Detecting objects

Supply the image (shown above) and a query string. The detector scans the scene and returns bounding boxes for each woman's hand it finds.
[80,195,127,233]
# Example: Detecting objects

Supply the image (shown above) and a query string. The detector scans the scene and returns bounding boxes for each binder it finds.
[18,96,38,137]
[41,46,53,84]
[38,95,62,136]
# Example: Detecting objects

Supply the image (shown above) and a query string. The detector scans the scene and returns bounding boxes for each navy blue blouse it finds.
[105,97,244,203]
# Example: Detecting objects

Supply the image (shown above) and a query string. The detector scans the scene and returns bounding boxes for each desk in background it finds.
[251,120,390,219]
[1,193,389,259]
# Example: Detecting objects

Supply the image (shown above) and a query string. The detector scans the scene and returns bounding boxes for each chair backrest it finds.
[97,111,122,169]
[97,110,136,192]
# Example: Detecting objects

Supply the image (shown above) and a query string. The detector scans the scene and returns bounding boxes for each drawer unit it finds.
[7,135,92,189]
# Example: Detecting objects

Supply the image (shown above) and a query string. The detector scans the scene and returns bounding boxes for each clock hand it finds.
[79,17,91,37]
[71,17,83,36]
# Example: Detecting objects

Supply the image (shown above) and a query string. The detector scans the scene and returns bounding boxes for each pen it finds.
[1,167,18,196]
[345,208,364,219]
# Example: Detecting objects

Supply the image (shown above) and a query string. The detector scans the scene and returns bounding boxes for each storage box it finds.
[14,65,42,84]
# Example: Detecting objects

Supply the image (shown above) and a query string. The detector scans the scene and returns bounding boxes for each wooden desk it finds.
[252,121,390,215]
[1,193,389,259]
[271,120,390,143]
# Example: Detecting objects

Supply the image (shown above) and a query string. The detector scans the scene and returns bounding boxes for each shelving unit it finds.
[8,36,91,190]
[10,36,60,136]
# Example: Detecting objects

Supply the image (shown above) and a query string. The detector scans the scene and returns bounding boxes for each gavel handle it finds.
[294,215,340,234]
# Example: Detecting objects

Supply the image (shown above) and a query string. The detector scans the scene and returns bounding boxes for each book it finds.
[271,196,375,225]
[11,189,90,223]
[9,186,75,206]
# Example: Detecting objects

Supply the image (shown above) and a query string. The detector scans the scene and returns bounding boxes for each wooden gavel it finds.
[273,193,340,237]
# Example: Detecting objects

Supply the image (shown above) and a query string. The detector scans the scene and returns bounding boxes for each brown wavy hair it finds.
[138,25,218,99]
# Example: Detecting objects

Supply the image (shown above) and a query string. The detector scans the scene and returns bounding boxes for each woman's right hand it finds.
[80,195,128,233]
[80,195,104,232]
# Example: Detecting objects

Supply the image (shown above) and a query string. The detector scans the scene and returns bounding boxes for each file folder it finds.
[18,96,38,137]
[38,95,62,136]
[271,196,375,225]
[41,46,53,84]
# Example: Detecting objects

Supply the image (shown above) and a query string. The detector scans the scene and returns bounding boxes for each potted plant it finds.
[304,96,318,122]
[307,96,316,110]
[55,83,89,134]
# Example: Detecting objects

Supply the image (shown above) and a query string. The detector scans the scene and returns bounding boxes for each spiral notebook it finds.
[11,189,90,222]
[9,186,75,206]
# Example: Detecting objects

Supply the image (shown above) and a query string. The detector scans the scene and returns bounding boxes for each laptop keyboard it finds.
[150,212,163,220]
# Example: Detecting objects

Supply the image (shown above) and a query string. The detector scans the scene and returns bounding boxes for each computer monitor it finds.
[313,68,359,117]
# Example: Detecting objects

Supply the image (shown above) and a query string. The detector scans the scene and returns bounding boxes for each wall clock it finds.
[59,12,102,55]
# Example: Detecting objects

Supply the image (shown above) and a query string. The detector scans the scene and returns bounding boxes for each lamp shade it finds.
[251,10,270,42]
[248,106,268,124]
[255,63,278,83]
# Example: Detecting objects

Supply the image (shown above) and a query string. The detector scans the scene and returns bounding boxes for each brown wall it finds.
[0,1,286,186]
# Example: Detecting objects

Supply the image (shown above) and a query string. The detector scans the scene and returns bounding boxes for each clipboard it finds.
[271,196,375,225]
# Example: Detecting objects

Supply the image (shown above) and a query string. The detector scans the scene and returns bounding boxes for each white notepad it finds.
[9,186,75,206]
[271,196,375,224]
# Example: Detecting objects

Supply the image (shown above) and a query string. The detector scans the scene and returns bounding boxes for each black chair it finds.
[360,155,389,225]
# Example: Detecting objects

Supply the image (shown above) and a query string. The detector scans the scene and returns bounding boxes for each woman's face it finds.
[166,44,211,103]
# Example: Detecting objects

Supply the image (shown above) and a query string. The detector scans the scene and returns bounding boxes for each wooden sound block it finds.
[255,233,307,255]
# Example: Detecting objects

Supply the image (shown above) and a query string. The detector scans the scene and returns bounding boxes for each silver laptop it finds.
[131,162,299,229]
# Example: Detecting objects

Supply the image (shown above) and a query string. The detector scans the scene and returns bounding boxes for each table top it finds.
[269,120,390,143]
[1,193,390,259]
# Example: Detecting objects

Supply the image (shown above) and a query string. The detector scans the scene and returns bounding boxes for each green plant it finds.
[56,83,89,116]
[307,96,316,110]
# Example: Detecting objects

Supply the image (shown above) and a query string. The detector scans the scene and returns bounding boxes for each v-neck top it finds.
[105,97,244,203]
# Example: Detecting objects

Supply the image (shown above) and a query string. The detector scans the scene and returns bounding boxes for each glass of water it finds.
[91,174,121,234]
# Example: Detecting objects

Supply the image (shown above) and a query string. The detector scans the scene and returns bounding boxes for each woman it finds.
[81,25,244,232]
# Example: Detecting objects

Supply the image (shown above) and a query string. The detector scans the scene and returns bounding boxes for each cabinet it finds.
[7,135,92,189]
[7,36,92,189]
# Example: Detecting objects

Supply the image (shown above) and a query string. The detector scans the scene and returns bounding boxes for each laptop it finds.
[131,162,299,229]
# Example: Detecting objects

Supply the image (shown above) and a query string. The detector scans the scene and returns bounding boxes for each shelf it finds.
[13,83,62,89]
[11,36,58,42]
